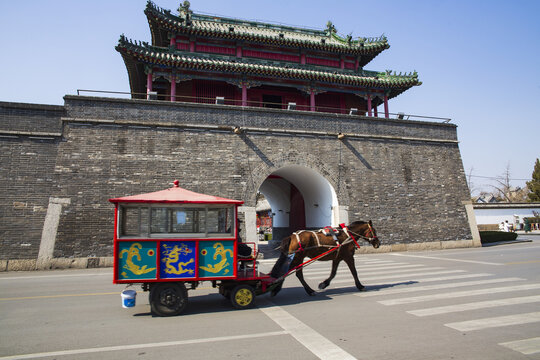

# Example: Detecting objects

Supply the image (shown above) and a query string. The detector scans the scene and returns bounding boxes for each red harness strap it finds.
[339,223,361,249]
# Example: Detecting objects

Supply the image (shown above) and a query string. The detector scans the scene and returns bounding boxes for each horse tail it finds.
[279,236,293,254]
[270,252,288,278]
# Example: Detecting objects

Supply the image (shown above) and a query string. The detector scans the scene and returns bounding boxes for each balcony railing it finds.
[75,89,452,123]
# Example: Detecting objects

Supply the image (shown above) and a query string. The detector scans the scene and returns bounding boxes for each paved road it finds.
[1,236,539,359]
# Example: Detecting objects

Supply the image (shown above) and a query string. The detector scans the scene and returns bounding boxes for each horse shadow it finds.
[132,281,419,317]
[265,280,417,306]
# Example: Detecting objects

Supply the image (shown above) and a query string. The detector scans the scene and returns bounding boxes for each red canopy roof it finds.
[109,180,244,205]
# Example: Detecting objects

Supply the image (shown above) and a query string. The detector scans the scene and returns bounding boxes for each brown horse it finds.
[270,221,380,296]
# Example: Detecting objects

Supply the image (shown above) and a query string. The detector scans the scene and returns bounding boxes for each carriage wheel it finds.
[230,284,256,309]
[150,283,188,317]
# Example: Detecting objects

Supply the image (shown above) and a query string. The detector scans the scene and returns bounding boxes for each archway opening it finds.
[256,165,339,244]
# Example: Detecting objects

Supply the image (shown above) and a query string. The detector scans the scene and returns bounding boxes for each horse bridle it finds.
[342,223,378,248]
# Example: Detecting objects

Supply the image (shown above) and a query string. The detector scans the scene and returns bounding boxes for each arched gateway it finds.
[254,165,346,246]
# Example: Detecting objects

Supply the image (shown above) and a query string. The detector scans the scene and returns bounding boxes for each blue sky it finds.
[1,0,539,195]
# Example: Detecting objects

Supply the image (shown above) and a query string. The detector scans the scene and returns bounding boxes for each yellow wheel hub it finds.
[235,288,253,306]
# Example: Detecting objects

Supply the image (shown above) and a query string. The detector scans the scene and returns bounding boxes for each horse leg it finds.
[318,259,340,290]
[296,268,316,296]
[293,256,316,296]
[343,255,365,291]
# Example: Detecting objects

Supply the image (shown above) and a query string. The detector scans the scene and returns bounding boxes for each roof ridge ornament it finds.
[325,21,336,36]
[178,1,192,25]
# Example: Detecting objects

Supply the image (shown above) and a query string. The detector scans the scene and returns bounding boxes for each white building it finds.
[473,203,540,230]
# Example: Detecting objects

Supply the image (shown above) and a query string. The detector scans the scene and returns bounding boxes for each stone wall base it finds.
[1,257,114,272]
[357,239,478,254]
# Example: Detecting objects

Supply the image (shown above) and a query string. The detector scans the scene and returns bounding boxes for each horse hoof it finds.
[308,292,316,296]
[318,282,328,290]
[357,286,366,292]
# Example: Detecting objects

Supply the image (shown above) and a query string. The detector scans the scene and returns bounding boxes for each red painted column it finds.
[384,95,389,118]
[310,90,315,112]
[367,94,372,117]
[170,74,176,102]
[340,58,345,69]
[374,106,378,117]
[241,83,247,106]
[189,40,195,52]
[300,53,306,65]
[170,35,176,48]
[236,45,242,58]
[146,72,153,94]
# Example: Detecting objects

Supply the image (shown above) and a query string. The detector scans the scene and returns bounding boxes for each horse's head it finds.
[348,220,380,248]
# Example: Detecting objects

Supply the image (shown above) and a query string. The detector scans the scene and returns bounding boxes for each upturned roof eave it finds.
[144,2,389,57]
[116,40,420,92]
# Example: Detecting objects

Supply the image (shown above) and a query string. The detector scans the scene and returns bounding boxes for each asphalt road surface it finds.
[1,235,539,359]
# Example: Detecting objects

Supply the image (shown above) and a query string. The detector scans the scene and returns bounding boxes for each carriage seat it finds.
[238,242,258,271]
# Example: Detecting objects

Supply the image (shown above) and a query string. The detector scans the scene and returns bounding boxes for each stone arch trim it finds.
[242,152,350,208]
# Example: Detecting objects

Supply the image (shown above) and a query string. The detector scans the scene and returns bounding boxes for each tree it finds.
[527,158,540,202]
[491,164,529,203]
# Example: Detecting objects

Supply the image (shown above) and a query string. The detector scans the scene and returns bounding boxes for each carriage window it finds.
[207,208,232,234]
[151,208,168,233]
[119,205,235,238]
[170,209,205,233]
[121,207,149,236]
[121,207,140,236]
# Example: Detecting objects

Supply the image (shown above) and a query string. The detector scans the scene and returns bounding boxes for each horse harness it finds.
[291,223,376,254]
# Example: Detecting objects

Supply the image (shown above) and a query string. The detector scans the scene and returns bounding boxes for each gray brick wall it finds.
[0,97,472,260]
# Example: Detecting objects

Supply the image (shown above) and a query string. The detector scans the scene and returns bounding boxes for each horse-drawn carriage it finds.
[110,181,380,316]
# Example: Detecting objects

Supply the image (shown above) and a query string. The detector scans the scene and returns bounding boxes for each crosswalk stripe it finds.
[306,270,468,288]
[384,273,492,283]
[308,266,446,280]
[379,283,540,306]
[499,337,540,355]
[389,253,504,266]
[445,311,540,331]
[303,263,419,276]
[408,295,540,317]
[355,269,466,282]
[306,264,432,279]
[356,277,523,297]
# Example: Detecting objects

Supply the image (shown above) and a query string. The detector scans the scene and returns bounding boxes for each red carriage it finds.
[110,180,275,316]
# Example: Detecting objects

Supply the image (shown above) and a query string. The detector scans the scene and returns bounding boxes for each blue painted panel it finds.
[160,241,196,279]
[198,241,234,278]
[118,241,157,280]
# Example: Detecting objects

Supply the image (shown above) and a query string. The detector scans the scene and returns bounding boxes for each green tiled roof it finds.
[145,1,389,56]
[116,36,421,91]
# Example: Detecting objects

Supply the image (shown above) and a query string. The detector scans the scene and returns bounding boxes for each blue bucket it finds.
[121,289,137,308]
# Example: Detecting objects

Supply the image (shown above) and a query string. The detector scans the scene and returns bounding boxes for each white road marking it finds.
[353,269,466,282]
[307,264,435,279]
[445,312,540,331]
[0,273,110,281]
[259,299,356,360]
[499,337,540,355]
[357,277,523,297]
[0,331,288,360]
[389,253,504,266]
[331,273,493,287]
[409,295,540,317]
[379,283,540,305]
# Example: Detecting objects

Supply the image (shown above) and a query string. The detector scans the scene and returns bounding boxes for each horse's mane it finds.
[349,220,368,226]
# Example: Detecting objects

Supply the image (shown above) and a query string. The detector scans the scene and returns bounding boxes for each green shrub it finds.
[479,231,518,244]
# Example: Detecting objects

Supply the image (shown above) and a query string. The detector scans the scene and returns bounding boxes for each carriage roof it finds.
[109,180,244,205]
